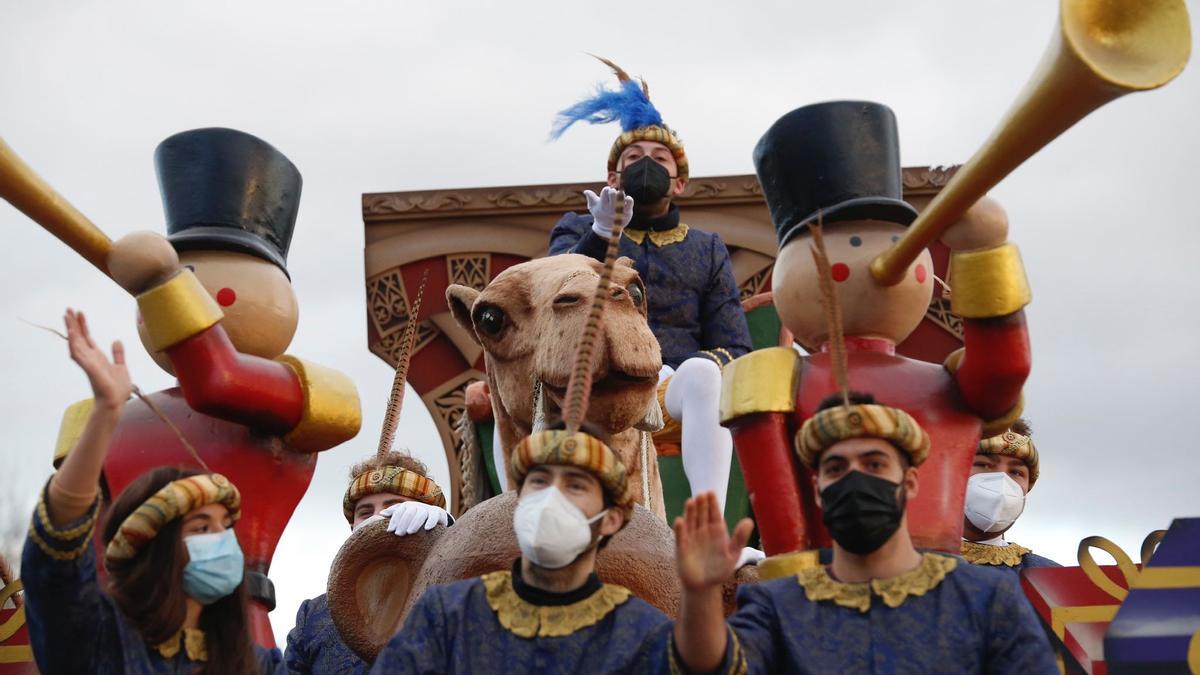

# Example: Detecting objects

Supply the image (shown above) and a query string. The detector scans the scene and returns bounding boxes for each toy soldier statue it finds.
[721,102,1032,563]
[548,59,752,517]
[49,128,362,645]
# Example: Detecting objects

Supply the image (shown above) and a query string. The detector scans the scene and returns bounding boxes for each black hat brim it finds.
[778,197,918,248]
[168,226,290,278]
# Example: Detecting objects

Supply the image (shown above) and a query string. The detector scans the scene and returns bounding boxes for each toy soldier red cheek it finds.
[831,263,850,282]
[915,264,927,284]
[216,288,237,307]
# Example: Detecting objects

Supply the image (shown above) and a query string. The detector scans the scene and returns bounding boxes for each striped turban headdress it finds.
[342,465,447,523]
[105,473,242,565]
[977,429,1040,487]
[510,430,635,526]
[796,404,931,468]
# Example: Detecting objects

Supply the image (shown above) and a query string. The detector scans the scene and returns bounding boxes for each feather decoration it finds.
[808,214,852,409]
[562,192,626,433]
[377,269,430,456]
[550,55,663,139]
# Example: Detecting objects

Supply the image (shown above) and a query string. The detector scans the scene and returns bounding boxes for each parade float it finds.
[2,0,1198,672]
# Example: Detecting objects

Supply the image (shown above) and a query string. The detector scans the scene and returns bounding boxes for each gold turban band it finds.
[608,125,689,182]
[510,430,635,526]
[105,473,242,565]
[342,465,447,523]
[977,430,1040,487]
[796,404,931,468]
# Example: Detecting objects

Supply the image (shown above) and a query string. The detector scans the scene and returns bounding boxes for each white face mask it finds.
[513,486,607,569]
[964,472,1027,534]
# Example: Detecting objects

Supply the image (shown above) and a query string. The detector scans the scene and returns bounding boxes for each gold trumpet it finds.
[0,137,113,276]
[871,0,1191,285]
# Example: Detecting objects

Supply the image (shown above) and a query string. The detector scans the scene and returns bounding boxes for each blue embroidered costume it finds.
[676,553,1057,674]
[285,593,368,675]
[21,487,284,675]
[549,206,751,368]
[370,562,671,674]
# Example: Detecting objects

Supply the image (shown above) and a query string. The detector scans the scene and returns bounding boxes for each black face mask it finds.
[619,156,672,206]
[819,471,907,555]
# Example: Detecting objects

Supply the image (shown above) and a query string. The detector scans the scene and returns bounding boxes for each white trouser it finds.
[663,357,733,513]
[492,425,510,492]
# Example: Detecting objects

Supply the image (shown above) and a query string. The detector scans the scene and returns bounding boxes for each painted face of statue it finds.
[772,220,934,350]
[138,249,299,373]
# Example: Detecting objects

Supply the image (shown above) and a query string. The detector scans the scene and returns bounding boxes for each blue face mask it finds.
[182,529,244,605]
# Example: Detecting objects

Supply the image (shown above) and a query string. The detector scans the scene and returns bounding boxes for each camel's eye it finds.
[628,284,644,307]
[554,294,582,306]
[474,305,507,337]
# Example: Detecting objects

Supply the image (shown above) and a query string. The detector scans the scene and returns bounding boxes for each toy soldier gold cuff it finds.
[948,243,1032,319]
[719,348,799,425]
[277,355,363,452]
[136,269,224,351]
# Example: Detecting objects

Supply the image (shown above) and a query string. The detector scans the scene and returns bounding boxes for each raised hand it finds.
[584,186,636,238]
[674,491,753,591]
[65,309,132,410]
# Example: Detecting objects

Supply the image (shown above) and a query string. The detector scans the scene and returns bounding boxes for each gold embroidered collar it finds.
[796,553,957,613]
[960,540,1031,567]
[154,627,207,661]
[624,223,689,247]
[482,570,631,638]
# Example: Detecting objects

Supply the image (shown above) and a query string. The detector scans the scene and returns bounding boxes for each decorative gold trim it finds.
[624,223,690,247]
[481,571,632,638]
[29,485,100,560]
[948,243,1031,319]
[797,553,958,613]
[960,540,1031,567]
[758,550,821,581]
[136,270,224,351]
[277,355,363,453]
[719,348,799,424]
[53,398,94,466]
[154,628,207,662]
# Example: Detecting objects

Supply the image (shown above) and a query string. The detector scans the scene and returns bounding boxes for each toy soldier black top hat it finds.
[155,127,301,275]
[753,101,918,248]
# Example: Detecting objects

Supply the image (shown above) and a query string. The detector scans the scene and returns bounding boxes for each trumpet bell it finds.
[1063,0,1191,91]
[870,0,1191,286]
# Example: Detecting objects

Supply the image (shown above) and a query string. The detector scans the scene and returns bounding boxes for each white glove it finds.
[657,363,675,385]
[584,186,635,239]
[379,501,451,537]
[736,547,766,568]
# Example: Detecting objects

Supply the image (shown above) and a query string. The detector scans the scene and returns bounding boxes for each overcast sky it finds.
[2,0,1197,647]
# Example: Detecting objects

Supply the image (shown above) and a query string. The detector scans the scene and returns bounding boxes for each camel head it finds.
[447,254,662,438]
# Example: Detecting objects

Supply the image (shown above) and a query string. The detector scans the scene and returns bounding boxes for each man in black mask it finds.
[548,59,753,528]
[668,392,1056,673]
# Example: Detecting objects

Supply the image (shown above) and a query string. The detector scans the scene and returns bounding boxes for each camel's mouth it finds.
[541,369,657,400]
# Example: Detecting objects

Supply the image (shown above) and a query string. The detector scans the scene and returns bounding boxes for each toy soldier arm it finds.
[944,243,1032,433]
[686,235,753,368]
[719,348,810,556]
[139,269,361,451]
[548,212,608,261]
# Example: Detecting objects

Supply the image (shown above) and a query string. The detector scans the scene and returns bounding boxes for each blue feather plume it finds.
[550,79,664,140]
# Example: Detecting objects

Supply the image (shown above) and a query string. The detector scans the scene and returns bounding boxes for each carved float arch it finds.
[363,168,964,514]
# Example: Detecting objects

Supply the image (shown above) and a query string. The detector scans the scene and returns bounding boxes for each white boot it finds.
[665,357,734,513]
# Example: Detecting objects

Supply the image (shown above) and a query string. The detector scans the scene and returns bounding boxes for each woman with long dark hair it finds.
[21,309,284,674]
